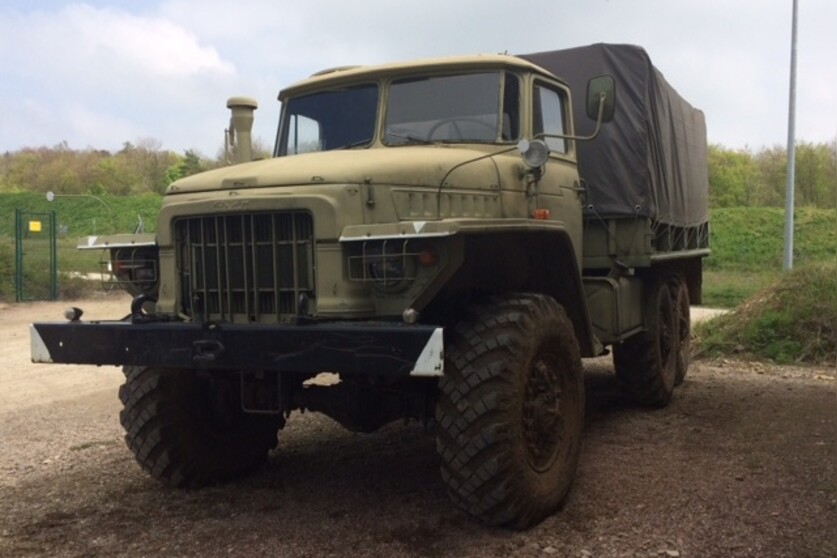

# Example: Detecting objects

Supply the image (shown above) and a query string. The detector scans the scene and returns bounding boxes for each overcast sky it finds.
[1,0,834,157]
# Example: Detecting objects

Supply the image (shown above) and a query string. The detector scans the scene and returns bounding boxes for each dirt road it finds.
[1,298,834,557]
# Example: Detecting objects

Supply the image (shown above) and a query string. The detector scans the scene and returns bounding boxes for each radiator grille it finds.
[175,212,315,323]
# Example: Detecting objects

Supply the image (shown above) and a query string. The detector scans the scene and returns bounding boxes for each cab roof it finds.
[278,54,559,100]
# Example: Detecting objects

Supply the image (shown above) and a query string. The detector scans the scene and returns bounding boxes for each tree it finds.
[707,144,758,207]
[795,141,837,208]
[162,149,208,188]
[180,149,204,177]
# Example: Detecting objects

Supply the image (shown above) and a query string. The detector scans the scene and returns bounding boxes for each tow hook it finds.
[130,294,157,323]
[193,339,225,363]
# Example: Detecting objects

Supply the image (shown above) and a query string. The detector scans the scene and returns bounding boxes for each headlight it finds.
[368,255,406,284]
[348,239,423,292]
[103,246,159,297]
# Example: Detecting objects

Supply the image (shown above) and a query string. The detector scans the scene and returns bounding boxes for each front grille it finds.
[175,212,315,323]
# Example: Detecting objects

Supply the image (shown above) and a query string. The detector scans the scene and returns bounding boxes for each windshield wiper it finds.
[385,131,434,146]
[335,138,372,150]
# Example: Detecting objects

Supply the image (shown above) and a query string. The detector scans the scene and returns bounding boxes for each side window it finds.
[286,114,322,155]
[533,83,568,154]
[502,73,520,141]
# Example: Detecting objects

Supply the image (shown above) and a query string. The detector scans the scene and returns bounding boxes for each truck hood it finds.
[168,146,514,194]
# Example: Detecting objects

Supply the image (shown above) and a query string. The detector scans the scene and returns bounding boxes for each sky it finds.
[1,0,834,157]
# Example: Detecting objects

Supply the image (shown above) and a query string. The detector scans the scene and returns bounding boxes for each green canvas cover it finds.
[521,44,709,227]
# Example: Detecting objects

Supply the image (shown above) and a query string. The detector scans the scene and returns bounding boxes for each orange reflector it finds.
[532,208,551,220]
[418,248,438,267]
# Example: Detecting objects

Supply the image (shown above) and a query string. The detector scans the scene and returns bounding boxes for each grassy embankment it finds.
[702,206,836,307]
[695,262,836,364]
[698,207,836,364]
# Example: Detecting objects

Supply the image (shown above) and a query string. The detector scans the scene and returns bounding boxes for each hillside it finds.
[706,206,836,271]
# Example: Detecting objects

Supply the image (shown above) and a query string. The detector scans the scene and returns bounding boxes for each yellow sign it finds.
[29,221,42,233]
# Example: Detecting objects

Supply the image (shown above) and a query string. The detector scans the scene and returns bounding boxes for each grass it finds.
[0,235,103,300]
[0,192,162,237]
[706,206,836,272]
[701,206,835,307]
[701,270,781,308]
[695,262,837,365]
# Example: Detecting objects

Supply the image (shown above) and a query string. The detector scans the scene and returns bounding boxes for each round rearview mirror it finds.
[46,191,55,202]
[517,139,550,168]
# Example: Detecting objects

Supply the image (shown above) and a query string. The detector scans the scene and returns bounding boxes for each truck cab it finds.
[161,56,598,346]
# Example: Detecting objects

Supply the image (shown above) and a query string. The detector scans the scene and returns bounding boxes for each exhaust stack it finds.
[226,96,258,164]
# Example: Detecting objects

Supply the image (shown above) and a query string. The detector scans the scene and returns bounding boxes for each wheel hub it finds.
[522,357,563,471]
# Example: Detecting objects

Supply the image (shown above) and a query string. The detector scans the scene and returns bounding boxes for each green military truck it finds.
[31,44,708,528]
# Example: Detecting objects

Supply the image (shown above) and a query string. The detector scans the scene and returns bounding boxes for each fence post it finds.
[14,208,22,302]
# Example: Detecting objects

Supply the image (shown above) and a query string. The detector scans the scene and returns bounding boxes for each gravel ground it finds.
[0,298,834,557]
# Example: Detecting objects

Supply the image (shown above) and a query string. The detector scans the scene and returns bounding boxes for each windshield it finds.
[385,72,518,145]
[276,71,520,156]
[277,84,378,155]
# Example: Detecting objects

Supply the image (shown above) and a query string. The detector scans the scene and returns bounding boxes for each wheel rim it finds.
[522,353,564,472]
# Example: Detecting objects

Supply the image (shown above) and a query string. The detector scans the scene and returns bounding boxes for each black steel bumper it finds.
[30,320,444,377]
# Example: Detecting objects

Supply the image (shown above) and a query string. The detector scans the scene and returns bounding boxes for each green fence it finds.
[14,209,57,301]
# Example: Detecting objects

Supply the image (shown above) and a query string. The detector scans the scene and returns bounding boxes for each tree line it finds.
[0,139,207,196]
[708,140,836,209]
[1,139,834,208]
[0,138,272,197]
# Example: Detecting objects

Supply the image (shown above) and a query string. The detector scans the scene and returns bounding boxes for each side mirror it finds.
[586,75,616,123]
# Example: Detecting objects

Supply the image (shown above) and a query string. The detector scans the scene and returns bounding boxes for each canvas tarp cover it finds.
[520,44,709,227]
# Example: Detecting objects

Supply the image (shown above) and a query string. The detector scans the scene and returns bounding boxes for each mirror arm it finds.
[538,93,606,143]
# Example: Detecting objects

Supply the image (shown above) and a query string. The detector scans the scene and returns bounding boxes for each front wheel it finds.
[436,293,585,529]
[119,367,281,487]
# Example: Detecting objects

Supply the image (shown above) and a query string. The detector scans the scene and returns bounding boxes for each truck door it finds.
[532,80,584,268]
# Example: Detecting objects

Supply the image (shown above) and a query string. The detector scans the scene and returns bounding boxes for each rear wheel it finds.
[119,367,280,487]
[670,276,691,385]
[436,293,585,529]
[613,278,677,407]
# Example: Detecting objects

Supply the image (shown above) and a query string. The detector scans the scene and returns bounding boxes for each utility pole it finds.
[783,0,799,270]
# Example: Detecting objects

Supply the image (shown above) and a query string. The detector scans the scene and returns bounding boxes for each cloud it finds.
[0,3,238,152]
[1,3,234,80]
[0,0,834,154]
[65,104,135,146]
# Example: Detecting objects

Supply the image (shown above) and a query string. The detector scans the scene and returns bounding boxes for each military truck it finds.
[31,43,708,529]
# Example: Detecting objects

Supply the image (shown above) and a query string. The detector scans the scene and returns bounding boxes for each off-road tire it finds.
[613,278,677,407]
[670,276,691,385]
[436,293,585,529]
[119,366,280,487]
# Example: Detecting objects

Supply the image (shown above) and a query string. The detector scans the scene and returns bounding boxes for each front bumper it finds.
[30,320,444,377]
